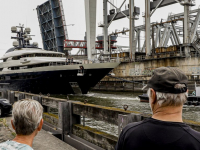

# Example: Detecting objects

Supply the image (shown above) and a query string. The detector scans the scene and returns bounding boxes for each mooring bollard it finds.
[2,90,8,99]
[7,90,11,101]
[58,102,69,141]
[58,101,81,141]
[10,91,15,104]
[18,92,25,100]
[32,95,42,105]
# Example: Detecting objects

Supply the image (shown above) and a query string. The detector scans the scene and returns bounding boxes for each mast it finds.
[11,24,38,49]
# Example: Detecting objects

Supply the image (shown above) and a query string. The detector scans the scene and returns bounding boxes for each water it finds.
[55,91,150,113]
[53,91,200,137]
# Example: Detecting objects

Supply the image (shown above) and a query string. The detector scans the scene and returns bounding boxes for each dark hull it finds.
[0,68,112,95]
[138,94,149,103]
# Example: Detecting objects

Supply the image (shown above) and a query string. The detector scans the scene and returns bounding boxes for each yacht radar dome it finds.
[11,26,17,33]
[23,34,28,38]
[33,42,38,47]
[25,27,31,34]
[28,37,32,40]
[13,41,19,47]
[25,37,32,41]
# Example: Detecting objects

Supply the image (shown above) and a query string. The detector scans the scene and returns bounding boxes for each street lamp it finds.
[66,24,75,26]
[64,24,75,51]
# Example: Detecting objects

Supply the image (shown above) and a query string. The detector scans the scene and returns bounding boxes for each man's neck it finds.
[152,106,183,122]
[12,133,35,147]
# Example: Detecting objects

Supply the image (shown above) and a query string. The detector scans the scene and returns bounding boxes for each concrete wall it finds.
[3,91,200,150]
[113,57,200,77]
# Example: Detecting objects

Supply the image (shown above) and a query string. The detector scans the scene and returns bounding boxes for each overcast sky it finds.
[0,0,199,56]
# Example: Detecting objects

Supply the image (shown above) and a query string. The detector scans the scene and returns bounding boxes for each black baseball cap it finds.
[144,67,188,94]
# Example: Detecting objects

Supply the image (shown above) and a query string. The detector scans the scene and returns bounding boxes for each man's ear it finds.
[11,120,15,130]
[37,119,43,131]
[150,88,156,104]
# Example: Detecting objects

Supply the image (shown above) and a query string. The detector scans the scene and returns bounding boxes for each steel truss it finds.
[109,7,200,57]
[64,40,117,50]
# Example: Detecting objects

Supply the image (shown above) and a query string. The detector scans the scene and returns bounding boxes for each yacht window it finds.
[9,53,65,62]
[36,53,42,57]
[20,66,28,69]
[12,57,18,60]
[3,59,7,62]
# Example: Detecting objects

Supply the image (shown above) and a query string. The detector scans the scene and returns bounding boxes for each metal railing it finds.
[49,61,80,66]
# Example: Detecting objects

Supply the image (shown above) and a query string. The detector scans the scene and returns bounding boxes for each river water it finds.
[53,91,200,137]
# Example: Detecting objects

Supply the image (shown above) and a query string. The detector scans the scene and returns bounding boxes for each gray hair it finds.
[12,99,43,135]
[147,84,188,107]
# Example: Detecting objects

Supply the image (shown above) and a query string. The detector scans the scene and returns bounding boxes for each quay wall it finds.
[2,90,200,150]
[94,57,200,92]
[114,57,200,77]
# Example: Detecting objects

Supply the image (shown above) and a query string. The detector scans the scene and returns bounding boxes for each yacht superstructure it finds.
[0,25,119,94]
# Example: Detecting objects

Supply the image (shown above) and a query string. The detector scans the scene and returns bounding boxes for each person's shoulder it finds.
[183,126,200,143]
[18,145,33,150]
[13,141,33,150]
[0,141,33,150]
[0,141,7,147]
[122,119,148,134]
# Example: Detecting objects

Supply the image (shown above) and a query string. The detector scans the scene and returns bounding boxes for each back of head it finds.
[147,88,188,107]
[146,67,188,107]
[12,99,43,135]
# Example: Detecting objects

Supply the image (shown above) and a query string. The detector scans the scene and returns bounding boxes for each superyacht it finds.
[0,25,119,94]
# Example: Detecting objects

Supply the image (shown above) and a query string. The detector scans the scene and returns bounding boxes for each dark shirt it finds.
[115,117,200,150]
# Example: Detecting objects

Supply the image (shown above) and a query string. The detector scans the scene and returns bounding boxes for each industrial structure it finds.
[83,0,140,60]
[82,0,200,91]
[36,0,200,90]
[36,0,199,61]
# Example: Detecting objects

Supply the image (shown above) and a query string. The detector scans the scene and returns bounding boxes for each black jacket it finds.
[115,117,200,150]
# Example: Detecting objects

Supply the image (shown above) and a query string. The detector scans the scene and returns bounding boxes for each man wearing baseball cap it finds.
[115,67,200,150]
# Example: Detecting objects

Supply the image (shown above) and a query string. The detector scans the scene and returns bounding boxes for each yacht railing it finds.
[6,58,119,71]
[48,58,119,67]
